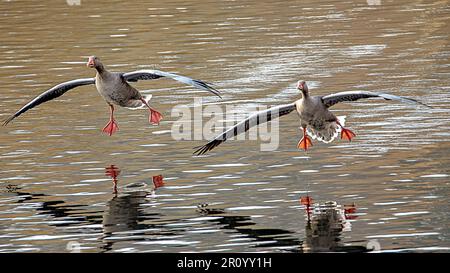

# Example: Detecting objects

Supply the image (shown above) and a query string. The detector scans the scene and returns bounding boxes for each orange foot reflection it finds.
[105,165,121,194]
[152,174,164,190]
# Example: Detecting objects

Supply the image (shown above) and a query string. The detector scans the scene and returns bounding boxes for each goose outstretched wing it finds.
[123,70,221,98]
[322,91,431,108]
[3,78,95,125]
[194,103,296,155]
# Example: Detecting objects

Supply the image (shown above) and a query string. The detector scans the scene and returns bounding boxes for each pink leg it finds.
[140,98,163,125]
[102,105,119,136]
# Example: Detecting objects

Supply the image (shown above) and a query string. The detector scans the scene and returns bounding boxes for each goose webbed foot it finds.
[298,136,313,151]
[140,98,163,125]
[102,118,119,136]
[336,120,356,141]
[149,108,163,125]
[341,127,356,141]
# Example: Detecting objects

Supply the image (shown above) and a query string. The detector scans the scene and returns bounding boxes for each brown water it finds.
[0,0,449,252]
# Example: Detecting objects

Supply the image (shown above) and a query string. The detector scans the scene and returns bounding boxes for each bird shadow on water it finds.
[2,165,374,253]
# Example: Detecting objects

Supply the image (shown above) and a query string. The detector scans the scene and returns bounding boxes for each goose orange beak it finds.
[87,57,95,68]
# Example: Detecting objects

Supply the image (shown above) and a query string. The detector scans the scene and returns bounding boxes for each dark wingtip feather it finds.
[214,91,223,99]
[380,93,433,109]
[415,100,433,109]
[193,79,222,99]
[2,115,15,126]
[193,139,223,156]
[401,97,433,109]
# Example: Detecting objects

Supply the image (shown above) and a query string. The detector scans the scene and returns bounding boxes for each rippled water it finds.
[0,0,449,252]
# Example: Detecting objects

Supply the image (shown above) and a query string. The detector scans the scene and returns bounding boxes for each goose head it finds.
[87,56,101,69]
[297,80,309,97]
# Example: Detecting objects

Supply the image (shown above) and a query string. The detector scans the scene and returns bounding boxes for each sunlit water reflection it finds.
[0,0,449,252]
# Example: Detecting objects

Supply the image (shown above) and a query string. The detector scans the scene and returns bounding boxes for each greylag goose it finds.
[194,80,431,155]
[3,56,221,136]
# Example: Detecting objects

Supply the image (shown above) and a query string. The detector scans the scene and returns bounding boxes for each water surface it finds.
[0,0,449,252]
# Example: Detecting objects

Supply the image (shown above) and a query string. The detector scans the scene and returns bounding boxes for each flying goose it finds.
[3,56,221,136]
[194,80,430,155]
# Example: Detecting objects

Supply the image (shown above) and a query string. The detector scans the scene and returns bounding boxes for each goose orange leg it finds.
[140,98,163,125]
[336,120,356,141]
[102,104,119,136]
[298,126,313,151]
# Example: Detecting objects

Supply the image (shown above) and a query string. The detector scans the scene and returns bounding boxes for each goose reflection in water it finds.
[101,165,169,251]
[0,168,171,252]
[105,165,120,194]
[2,177,370,252]
[104,165,164,195]
[299,196,367,253]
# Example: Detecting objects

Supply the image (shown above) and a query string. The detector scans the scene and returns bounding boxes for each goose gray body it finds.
[95,70,142,108]
[295,84,341,143]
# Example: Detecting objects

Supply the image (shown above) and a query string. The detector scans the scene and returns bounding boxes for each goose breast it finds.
[96,73,140,106]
